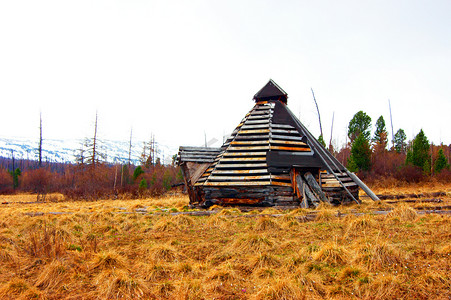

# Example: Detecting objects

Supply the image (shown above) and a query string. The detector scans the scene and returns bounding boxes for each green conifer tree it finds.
[348,111,372,143]
[132,166,144,181]
[318,135,326,147]
[434,148,450,173]
[394,129,407,153]
[408,129,430,170]
[347,134,371,172]
[373,116,388,149]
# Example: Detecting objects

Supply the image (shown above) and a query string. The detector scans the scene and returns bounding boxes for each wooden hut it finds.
[178,80,379,208]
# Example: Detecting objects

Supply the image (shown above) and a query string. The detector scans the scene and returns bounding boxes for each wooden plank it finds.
[223,152,267,157]
[208,175,272,180]
[179,158,215,163]
[241,124,270,130]
[228,146,270,151]
[203,181,291,187]
[244,119,269,125]
[271,123,295,129]
[321,172,348,178]
[271,129,301,135]
[251,110,271,115]
[269,146,311,151]
[270,134,304,141]
[234,135,270,140]
[238,129,270,134]
[180,154,218,159]
[206,175,289,181]
[179,146,221,152]
[322,178,353,183]
[215,163,267,168]
[271,181,293,187]
[204,181,272,186]
[304,172,329,203]
[211,169,269,174]
[322,182,358,188]
[231,140,269,145]
[248,115,269,120]
[270,139,308,146]
[220,157,266,162]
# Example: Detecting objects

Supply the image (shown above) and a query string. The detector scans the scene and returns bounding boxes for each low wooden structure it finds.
[178,80,379,208]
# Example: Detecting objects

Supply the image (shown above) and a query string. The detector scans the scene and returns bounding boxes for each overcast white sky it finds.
[1,0,450,154]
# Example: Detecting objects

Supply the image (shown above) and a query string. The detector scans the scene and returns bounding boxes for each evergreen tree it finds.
[373,116,388,149]
[348,111,372,143]
[393,129,407,153]
[10,168,21,190]
[407,129,430,170]
[132,166,144,181]
[162,169,172,191]
[318,135,326,147]
[139,178,148,190]
[434,148,450,173]
[347,134,371,172]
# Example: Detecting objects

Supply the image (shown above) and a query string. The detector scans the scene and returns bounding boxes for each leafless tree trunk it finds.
[128,128,133,167]
[311,88,323,138]
[389,99,394,149]
[329,111,334,150]
[38,112,43,167]
[92,111,98,168]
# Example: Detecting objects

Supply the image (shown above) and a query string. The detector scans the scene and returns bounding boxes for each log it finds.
[304,172,330,203]
[303,180,319,207]
[295,174,308,208]
[346,171,380,201]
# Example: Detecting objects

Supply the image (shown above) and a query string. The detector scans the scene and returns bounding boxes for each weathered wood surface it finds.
[269,139,308,146]
[270,146,311,151]
[304,172,329,203]
[295,174,308,208]
[215,163,267,168]
[303,180,319,207]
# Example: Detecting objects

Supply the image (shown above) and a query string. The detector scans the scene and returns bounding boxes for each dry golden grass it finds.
[0,185,450,299]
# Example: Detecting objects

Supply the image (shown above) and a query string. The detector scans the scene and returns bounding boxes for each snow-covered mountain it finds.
[0,137,178,165]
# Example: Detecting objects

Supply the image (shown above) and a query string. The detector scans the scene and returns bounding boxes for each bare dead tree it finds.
[84,111,106,167]
[389,99,395,149]
[38,112,43,167]
[128,128,133,167]
[311,88,323,138]
[329,111,334,150]
[92,111,98,168]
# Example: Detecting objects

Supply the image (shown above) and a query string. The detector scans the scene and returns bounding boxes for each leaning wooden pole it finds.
[345,171,380,201]
[290,108,380,202]
[288,109,360,204]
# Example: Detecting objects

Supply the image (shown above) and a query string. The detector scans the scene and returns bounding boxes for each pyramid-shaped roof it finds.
[194,81,347,188]
[253,79,288,104]
[178,80,379,206]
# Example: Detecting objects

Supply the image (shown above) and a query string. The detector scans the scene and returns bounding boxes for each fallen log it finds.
[376,192,446,200]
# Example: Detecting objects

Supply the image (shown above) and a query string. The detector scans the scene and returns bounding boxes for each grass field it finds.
[0,183,450,299]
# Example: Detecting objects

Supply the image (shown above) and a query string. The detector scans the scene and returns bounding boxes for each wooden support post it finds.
[304,172,330,203]
[303,180,319,207]
[180,163,197,205]
[295,174,308,208]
